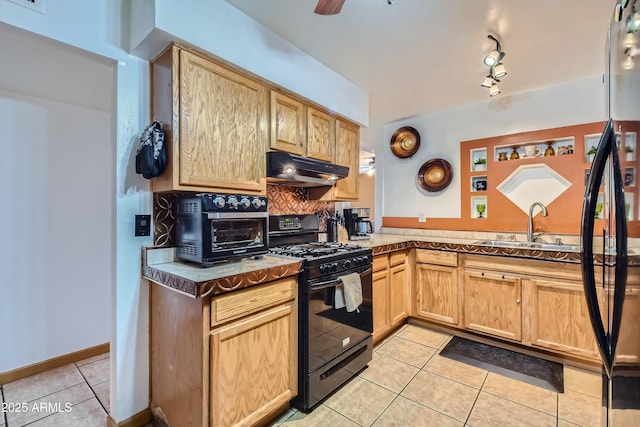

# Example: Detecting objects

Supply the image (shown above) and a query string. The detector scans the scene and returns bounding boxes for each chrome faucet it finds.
[527,202,548,242]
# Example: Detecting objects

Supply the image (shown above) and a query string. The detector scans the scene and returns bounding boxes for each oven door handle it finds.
[309,266,372,291]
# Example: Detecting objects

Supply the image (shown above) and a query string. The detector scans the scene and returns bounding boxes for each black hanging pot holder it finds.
[135,121,167,179]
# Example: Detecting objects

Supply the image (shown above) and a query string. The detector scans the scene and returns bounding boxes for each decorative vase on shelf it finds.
[544,142,555,156]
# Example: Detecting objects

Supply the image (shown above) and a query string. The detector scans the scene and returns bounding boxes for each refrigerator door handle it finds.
[580,119,615,377]
[610,139,627,366]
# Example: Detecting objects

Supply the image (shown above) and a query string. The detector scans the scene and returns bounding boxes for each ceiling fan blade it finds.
[314,0,345,15]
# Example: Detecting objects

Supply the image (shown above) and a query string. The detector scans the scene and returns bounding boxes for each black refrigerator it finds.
[581,1,640,426]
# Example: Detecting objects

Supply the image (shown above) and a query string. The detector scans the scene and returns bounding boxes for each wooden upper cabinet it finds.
[270,91,306,155]
[151,45,268,194]
[307,107,335,162]
[333,119,360,200]
[307,118,361,201]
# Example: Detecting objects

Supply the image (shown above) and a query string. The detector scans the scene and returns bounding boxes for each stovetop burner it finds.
[269,242,364,259]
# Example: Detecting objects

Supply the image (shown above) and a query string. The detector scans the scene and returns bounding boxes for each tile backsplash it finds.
[153,186,335,246]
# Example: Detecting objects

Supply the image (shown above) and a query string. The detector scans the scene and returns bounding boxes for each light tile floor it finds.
[272,323,603,427]
[0,324,602,427]
[0,353,111,427]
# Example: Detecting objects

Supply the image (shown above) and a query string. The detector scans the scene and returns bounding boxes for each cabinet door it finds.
[307,107,335,162]
[612,285,640,365]
[333,119,360,200]
[270,91,306,155]
[210,302,297,427]
[372,269,390,344]
[389,263,408,327]
[179,50,267,192]
[416,263,459,326]
[526,279,598,360]
[463,270,522,341]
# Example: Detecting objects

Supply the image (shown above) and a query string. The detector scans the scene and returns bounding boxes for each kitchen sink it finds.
[517,242,580,251]
[473,239,580,252]
[473,239,521,248]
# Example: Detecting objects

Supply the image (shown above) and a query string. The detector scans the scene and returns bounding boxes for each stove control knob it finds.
[227,196,239,208]
[239,197,251,208]
[212,196,225,208]
[342,259,351,268]
[252,198,263,209]
[331,262,338,272]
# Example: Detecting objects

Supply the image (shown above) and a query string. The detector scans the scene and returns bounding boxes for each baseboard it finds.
[107,408,152,427]
[0,342,109,384]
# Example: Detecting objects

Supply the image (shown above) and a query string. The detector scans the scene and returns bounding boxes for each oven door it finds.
[202,214,267,264]
[306,266,373,374]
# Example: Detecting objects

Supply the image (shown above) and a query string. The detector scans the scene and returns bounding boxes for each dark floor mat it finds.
[440,337,564,393]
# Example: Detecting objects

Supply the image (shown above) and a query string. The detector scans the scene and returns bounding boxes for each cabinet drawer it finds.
[389,250,407,267]
[415,249,458,267]
[211,277,297,327]
[373,254,389,272]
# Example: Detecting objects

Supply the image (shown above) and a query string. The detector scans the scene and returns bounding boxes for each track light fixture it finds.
[481,35,507,97]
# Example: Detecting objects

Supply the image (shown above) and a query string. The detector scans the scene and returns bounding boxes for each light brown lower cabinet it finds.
[150,277,297,427]
[524,278,598,359]
[414,250,459,326]
[462,270,522,341]
[210,302,297,427]
[372,259,390,343]
[460,254,598,361]
[372,251,409,344]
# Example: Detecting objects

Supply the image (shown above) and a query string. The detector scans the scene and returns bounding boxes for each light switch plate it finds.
[135,214,151,237]
[418,211,427,222]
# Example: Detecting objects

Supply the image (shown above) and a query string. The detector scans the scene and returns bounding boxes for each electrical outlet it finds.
[418,211,427,222]
[7,0,45,14]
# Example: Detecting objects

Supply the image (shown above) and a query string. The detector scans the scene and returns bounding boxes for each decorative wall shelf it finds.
[471,176,487,192]
[494,137,575,162]
[471,196,487,219]
[471,148,487,172]
[497,164,572,215]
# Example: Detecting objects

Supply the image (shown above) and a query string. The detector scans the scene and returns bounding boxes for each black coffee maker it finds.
[343,208,373,241]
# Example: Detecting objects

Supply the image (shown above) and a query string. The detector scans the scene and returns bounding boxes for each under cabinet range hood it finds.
[266,151,349,186]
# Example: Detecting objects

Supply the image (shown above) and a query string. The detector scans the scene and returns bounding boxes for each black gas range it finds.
[269,242,371,280]
[268,214,373,411]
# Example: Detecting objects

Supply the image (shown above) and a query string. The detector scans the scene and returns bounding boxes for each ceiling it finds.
[225,0,615,124]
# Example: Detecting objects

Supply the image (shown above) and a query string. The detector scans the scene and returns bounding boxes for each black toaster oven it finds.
[174,193,268,267]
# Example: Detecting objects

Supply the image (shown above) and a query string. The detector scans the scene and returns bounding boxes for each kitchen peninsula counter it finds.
[142,246,302,298]
[143,232,640,298]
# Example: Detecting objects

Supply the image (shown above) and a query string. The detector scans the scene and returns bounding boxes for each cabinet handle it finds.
[516,299,521,305]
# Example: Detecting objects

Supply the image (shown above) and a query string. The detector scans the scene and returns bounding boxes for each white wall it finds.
[376,77,606,225]
[0,90,112,371]
[0,23,114,372]
[0,0,370,424]
[129,0,369,127]
[0,1,151,423]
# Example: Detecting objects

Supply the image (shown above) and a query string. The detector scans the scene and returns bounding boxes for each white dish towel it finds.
[334,272,363,312]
